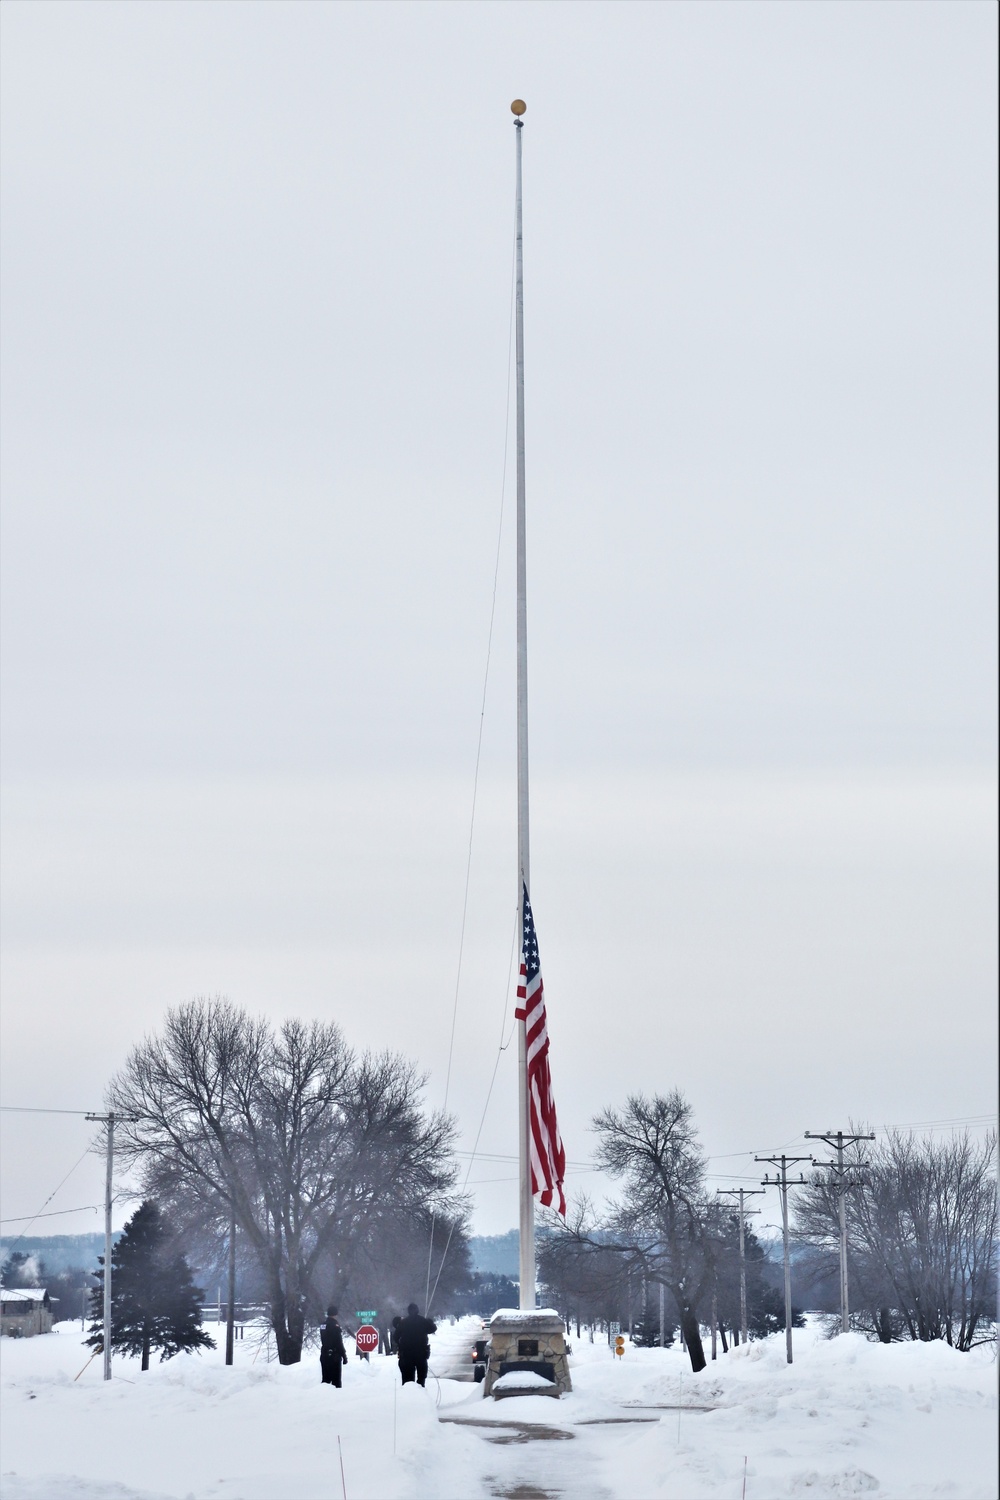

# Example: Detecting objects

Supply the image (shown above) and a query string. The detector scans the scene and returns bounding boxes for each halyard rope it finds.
[425,200,518,1312]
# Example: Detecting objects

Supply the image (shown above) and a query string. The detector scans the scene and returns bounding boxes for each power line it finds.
[454,1150,594,1169]
[462,1167,595,1187]
[1,1205,102,1225]
[0,1145,95,1249]
[707,1132,811,1163]
[705,1172,764,1180]
[704,1115,994,1170]
[879,1114,996,1130]
[0,1106,101,1116]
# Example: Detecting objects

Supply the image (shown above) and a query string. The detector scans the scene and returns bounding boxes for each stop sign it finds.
[355,1324,379,1354]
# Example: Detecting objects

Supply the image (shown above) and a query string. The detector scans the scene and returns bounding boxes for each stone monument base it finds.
[484,1308,572,1397]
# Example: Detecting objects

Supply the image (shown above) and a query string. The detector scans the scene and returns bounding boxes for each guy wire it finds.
[425,214,518,1314]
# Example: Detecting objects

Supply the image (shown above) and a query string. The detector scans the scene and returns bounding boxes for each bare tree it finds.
[108,999,464,1363]
[796,1127,997,1350]
[542,1091,722,1371]
[596,1091,726,1370]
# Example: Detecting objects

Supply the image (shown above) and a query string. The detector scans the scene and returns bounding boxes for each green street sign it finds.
[355,1309,377,1320]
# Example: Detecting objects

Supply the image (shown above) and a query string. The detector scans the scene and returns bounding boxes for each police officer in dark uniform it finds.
[320,1305,348,1387]
[396,1302,436,1387]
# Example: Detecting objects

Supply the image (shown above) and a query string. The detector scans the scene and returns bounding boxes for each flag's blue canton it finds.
[522,886,540,980]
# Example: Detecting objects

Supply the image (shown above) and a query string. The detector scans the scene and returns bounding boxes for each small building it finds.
[0,1287,55,1337]
[484,1308,572,1397]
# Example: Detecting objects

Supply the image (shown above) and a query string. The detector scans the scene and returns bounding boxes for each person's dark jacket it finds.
[396,1312,437,1361]
[320,1316,348,1364]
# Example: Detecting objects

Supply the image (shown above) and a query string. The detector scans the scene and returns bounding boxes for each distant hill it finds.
[468,1230,519,1276]
[0,1233,118,1275]
[7,1226,581,1291]
[7,1230,521,1280]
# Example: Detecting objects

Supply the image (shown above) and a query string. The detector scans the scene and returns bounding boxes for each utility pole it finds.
[86,1110,116,1381]
[716,1187,765,1345]
[225,1200,236,1366]
[658,1280,665,1349]
[805,1129,874,1334]
[756,1153,812,1364]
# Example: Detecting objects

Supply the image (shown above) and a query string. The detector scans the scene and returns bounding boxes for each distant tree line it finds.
[450,1272,521,1320]
[106,998,471,1364]
[1,1250,90,1325]
[539,1090,997,1371]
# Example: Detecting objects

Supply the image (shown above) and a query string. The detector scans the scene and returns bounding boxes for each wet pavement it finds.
[428,1321,712,1500]
[439,1417,575,1443]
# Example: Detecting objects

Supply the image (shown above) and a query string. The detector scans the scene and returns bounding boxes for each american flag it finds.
[514,883,567,1216]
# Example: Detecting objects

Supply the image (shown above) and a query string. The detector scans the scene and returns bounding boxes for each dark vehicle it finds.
[471,1337,488,1383]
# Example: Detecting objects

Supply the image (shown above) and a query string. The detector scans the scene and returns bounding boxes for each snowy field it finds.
[1,1318,996,1500]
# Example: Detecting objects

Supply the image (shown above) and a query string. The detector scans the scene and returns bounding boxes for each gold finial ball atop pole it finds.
[511,99,527,117]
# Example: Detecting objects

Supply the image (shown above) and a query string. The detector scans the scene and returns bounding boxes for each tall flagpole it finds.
[512,98,534,1311]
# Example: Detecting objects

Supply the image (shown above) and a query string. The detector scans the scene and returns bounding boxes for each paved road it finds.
[429,1319,676,1499]
[430,1317,488,1382]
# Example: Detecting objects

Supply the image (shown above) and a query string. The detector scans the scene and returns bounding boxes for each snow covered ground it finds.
[1,1318,996,1500]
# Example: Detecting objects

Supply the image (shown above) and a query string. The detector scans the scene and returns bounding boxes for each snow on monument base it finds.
[484,1308,572,1397]
[493,1370,558,1399]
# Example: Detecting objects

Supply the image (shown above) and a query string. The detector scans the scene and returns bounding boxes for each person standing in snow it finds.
[396,1302,436,1387]
[320,1305,348,1387]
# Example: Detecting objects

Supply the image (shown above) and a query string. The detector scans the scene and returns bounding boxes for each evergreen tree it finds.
[746,1283,806,1337]
[713,1218,806,1341]
[87,1201,214,1370]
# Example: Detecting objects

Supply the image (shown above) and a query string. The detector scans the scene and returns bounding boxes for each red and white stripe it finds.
[515,960,567,1216]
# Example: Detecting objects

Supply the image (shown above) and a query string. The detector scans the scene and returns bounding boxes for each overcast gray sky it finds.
[1,2,996,1241]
